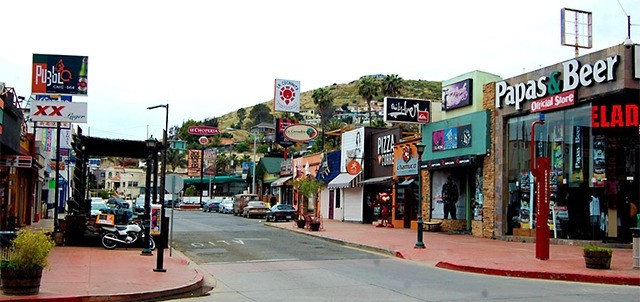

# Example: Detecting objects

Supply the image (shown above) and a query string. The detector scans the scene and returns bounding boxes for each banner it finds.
[187,149,202,177]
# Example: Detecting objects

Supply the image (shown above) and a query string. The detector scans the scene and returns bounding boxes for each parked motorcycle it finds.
[101,221,156,250]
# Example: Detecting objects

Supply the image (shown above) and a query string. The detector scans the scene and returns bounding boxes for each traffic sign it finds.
[165,174,184,194]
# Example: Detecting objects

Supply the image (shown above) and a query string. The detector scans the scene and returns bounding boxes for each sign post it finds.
[164,174,183,257]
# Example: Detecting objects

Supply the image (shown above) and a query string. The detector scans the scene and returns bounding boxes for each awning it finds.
[398,179,415,186]
[327,173,361,189]
[271,176,293,187]
[358,176,395,186]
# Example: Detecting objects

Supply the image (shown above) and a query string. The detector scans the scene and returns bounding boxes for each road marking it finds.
[235,258,299,263]
[234,238,271,241]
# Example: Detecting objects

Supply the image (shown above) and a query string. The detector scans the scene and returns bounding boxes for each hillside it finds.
[217,78,442,130]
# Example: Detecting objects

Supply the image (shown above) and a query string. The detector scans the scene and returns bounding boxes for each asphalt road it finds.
[168,210,639,302]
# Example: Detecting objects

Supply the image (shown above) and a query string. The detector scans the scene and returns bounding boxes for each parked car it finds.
[233,193,260,216]
[220,199,234,214]
[203,198,222,212]
[242,201,269,219]
[90,201,108,217]
[266,204,296,222]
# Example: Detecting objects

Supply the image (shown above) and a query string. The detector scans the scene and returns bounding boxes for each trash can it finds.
[631,227,640,270]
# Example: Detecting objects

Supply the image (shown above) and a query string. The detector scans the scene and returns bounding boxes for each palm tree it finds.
[312,87,336,150]
[382,74,404,97]
[357,77,380,124]
[166,148,187,172]
[382,74,405,128]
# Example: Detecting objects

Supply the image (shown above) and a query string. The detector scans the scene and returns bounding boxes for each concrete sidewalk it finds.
[267,218,640,286]
[0,218,206,301]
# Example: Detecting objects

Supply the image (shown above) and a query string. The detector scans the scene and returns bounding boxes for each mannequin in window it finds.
[605,178,619,209]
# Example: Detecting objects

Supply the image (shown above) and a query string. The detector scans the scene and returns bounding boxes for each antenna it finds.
[561,8,592,57]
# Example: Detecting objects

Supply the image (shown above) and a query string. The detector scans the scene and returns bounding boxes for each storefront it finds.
[359,128,401,224]
[291,153,322,214]
[271,157,292,205]
[491,44,639,242]
[422,110,491,233]
[327,127,364,222]
[317,150,341,220]
[392,138,421,229]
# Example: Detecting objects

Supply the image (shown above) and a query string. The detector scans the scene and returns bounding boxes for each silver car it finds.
[220,199,234,214]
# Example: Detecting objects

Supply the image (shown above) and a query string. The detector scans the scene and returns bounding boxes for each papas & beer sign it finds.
[496,55,619,111]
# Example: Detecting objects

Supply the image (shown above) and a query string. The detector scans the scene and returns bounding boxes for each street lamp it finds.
[147,104,168,272]
[142,136,157,255]
[251,132,258,194]
[415,143,426,249]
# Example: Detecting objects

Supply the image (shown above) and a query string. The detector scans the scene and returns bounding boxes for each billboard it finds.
[30,100,87,123]
[273,79,300,113]
[442,78,472,111]
[275,118,297,147]
[32,54,88,95]
[383,97,431,124]
[187,149,202,177]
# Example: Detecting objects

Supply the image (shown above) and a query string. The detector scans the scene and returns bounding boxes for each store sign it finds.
[383,97,431,123]
[32,54,89,95]
[376,134,395,167]
[283,124,318,142]
[496,55,619,111]
[591,103,638,128]
[188,126,219,136]
[30,100,87,123]
[395,145,418,176]
[442,79,472,111]
[529,90,575,113]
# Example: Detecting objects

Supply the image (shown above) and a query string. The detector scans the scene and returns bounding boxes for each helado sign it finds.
[496,55,619,111]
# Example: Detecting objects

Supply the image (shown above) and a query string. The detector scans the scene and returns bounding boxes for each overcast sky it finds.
[1,0,638,141]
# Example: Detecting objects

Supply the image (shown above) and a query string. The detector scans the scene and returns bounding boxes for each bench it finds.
[424,221,442,232]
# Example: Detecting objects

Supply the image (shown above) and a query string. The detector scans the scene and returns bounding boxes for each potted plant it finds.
[1,228,55,295]
[291,177,323,231]
[583,245,612,269]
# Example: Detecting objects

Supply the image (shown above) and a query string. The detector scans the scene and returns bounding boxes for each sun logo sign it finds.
[274,79,300,113]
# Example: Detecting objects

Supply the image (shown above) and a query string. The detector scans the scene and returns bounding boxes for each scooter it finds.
[101,220,156,250]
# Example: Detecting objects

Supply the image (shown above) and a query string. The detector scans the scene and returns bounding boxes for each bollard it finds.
[631,228,640,270]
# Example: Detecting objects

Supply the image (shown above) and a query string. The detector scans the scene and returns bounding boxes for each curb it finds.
[266,222,640,286]
[435,262,640,286]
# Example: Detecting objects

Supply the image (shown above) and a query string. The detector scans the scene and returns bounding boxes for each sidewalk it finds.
[0,218,206,301]
[268,219,640,286]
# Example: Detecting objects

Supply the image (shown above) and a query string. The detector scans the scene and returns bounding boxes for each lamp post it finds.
[415,143,426,249]
[142,136,157,255]
[251,132,258,194]
[147,104,169,272]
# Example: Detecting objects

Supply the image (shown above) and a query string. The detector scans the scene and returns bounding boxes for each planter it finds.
[296,220,306,229]
[583,250,612,269]
[309,222,321,231]
[1,267,44,295]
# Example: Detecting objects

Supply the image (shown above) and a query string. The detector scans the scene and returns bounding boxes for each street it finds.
[168,210,639,302]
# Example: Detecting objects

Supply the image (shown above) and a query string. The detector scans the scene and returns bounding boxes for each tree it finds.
[203,117,219,127]
[248,104,274,127]
[381,74,404,97]
[166,148,187,172]
[357,77,380,123]
[236,108,247,129]
[312,87,336,151]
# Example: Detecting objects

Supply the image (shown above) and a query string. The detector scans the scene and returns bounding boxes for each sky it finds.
[1,0,638,141]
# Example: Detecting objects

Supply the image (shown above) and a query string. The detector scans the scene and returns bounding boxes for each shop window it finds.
[505,102,638,241]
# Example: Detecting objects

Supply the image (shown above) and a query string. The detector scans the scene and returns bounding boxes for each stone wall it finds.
[482,82,498,238]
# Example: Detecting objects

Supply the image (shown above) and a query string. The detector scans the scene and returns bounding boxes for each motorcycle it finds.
[101,220,156,250]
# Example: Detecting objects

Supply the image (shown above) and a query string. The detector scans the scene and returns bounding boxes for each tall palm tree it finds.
[382,74,405,128]
[357,77,380,124]
[382,74,404,97]
[166,148,187,172]
[312,87,336,150]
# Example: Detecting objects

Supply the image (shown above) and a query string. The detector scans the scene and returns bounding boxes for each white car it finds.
[220,199,234,214]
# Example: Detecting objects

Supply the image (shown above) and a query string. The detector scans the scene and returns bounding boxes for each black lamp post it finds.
[147,104,169,272]
[142,136,157,255]
[415,143,426,249]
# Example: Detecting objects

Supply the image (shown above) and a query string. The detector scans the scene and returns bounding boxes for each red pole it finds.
[530,118,549,260]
